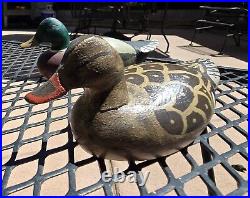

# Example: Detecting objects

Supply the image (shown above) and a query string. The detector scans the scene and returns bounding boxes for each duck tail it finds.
[181,58,220,89]
[188,58,220,89]
[198,59,221,89]
[125,40,159,53]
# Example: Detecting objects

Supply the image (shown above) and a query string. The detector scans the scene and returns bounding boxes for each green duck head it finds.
[21,17,70,50]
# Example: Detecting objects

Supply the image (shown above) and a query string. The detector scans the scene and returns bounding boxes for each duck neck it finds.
[88,77,129,112]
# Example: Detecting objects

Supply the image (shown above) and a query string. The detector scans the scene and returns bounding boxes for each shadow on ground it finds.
[167,28,248,62]
[2,27,248,62]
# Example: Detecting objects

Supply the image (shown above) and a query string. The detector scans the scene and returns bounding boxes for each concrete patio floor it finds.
[2,28,248,195]
[2,28,248,69]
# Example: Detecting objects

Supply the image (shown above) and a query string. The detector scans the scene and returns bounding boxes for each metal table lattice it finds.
[2,40,248,196]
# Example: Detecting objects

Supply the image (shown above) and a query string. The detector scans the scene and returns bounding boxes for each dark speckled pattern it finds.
[123,61,215,136]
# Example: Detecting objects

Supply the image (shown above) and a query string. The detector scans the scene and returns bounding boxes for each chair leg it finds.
[219,26,233,55]
[147,34,151,40]
[162,33,170,53]
[160,15,170,53]
[190,28,197,46]
[218,34,228,55]
[233,33,241,47]
[161,6,170,53]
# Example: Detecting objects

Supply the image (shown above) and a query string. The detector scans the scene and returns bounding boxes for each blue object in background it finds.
[41,4,56,19]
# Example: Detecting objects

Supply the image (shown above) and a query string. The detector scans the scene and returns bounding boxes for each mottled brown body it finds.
[71,62,215,160]
[25,36,217,161]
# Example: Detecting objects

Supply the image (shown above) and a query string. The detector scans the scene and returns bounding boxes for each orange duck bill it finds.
[25,73,67,104]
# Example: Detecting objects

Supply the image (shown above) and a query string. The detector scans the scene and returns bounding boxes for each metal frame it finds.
[2,40,248,195]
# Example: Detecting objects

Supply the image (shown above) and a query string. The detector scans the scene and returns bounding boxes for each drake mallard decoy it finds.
[20,17,159,79]
[24,36,220,161]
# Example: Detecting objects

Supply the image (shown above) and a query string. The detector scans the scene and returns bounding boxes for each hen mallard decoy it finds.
[24,36,220,161]
[20,17,159,79]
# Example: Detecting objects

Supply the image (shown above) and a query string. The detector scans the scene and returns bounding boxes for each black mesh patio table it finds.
[2,40,248,196]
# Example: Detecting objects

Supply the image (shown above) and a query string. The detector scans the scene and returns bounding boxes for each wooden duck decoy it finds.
[24,36,220,161]
[20,17,159,79]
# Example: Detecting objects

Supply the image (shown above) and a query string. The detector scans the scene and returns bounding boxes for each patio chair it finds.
[70,3,170,54]
[190,5,248,54]
[70,3,127,39]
